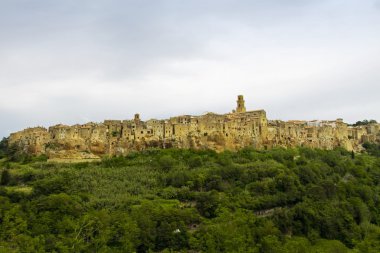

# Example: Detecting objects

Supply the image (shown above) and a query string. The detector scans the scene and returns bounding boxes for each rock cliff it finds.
[8,96,380,160]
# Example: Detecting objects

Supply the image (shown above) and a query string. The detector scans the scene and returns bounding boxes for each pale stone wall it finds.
[7,96,380,159]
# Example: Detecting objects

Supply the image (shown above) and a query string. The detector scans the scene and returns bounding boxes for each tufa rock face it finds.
[8,96,380,160]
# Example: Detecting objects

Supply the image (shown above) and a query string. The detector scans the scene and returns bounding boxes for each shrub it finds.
[158,155,177,171]
[188,156,203,168]
[0,169,10,185]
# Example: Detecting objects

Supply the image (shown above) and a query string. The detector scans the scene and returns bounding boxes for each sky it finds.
[1,0,380,138]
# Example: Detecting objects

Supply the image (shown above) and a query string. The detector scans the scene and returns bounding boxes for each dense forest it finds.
[1,139,380,252]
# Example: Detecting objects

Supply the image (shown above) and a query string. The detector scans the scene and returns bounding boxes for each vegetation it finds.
[1,144,380,252]
[350,119,378,127]
[362,142,380,158]
[0,137,8,159]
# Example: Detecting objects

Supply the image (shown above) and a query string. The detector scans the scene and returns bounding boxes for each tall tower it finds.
[236,95,246,113]
[134,113,141,124]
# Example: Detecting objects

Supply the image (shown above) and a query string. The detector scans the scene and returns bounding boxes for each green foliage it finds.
[44,142,62,150]
[7,144,33,163]
[363,142,380,157]
[158,155,176,171]
[31,154,48,162]
[195,190,220,218]
[352,119,377,126]
[0,147,380,252]
[0,169,10,185]
[0,137,8,158]
[188,155,203,168]
[32,175,71,195]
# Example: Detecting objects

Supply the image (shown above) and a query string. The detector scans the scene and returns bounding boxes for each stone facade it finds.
[8,96,380,160]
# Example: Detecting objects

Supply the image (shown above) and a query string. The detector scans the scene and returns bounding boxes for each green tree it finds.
[260,235,284,253]
[188,156,203,168]
[158,155,176,171]
[0,137,8,158]
[0,169,10,185]
[195,191,220,218]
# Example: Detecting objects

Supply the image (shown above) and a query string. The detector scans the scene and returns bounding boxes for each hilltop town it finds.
[8,96,380,161]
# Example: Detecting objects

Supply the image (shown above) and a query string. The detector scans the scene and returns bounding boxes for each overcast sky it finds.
[1,0,380,138]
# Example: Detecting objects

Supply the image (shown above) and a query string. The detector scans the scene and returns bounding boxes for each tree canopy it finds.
[1,144,380,252]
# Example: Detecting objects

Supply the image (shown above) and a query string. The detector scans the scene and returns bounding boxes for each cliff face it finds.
[7,97,380,160]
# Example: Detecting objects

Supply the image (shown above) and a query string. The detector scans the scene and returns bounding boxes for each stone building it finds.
[8,95,380,160]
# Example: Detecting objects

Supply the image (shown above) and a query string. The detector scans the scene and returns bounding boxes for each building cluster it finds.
[8,96,380,160]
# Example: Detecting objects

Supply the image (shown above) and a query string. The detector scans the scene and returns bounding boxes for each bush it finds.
[32,176,70,195]
[0,138,8,159]
[101,156,129,167]
[158,155,177,171]
[188,156,203,168]
[195,191,220,218]
[0,169,10,185]
[1,146,380,252]
[362,142,380,157]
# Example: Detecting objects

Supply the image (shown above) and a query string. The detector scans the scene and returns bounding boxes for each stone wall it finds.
[8,96,380,160]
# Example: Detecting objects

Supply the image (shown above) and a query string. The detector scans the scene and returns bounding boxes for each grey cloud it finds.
[375,0,380,9]
[1,0,380,138]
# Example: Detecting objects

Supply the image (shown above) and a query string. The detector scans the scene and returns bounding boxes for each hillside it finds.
[1,145,380,252]
[7,97,380,160]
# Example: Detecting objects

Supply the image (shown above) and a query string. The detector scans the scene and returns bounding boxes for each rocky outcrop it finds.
[8,96,380,159]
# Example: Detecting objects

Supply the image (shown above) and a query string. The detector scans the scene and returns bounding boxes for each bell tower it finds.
[236,95,246,113]
[134,113,141,124]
